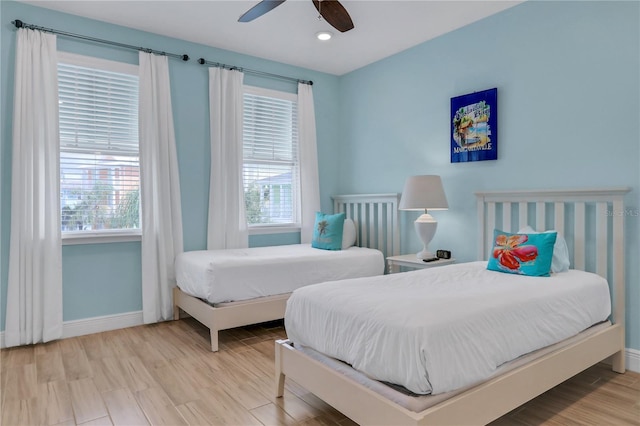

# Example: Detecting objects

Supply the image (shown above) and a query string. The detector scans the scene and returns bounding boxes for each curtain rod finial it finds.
[198,58,205,65]
[13,19,24,28]
[182,54,189,61]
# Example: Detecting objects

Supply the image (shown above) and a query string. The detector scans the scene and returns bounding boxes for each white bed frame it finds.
[275,188,629,425]
[173,193,400,352]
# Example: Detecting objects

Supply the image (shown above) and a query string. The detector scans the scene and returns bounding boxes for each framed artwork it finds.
[451,88,498,163]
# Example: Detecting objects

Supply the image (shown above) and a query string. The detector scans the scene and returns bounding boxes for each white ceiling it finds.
[17,0,522,75]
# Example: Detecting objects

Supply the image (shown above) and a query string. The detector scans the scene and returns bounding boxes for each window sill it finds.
[62,231,142,245]
[248,225,301,236]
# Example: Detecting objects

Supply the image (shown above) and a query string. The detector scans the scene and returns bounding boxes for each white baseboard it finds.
[1,315,639,374]
[627,348,640,373]
[61,310,144,339]
[0,310,143,348]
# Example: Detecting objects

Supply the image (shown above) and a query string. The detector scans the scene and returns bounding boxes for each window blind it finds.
[243,90,299,225]
[58,60,140,233]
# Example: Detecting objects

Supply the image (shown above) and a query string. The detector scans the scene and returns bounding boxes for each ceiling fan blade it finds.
[239,0,287,22]
[312,0,354,33]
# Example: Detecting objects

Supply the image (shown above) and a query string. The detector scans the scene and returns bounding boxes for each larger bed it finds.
[275,188,629,425]
[173,193,400,351]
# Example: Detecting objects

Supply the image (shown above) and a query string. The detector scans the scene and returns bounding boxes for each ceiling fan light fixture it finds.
[316,31,332,41]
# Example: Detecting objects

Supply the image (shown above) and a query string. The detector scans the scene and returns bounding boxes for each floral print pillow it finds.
[487,229,557,277]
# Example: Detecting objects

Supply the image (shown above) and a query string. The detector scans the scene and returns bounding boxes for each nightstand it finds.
[386,254,455,273]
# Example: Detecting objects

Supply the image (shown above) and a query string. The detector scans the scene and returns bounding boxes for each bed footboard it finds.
[275,339,287,398]
[275,339,420,425]
[174,287,289,352]
[276,323,625,425]
[173,287,221,351]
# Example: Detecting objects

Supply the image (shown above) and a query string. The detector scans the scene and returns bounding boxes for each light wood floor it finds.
[1,318,638,426]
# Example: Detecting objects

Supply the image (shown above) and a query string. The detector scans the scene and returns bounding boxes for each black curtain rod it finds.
[12,19,189,61]
[197,58,313,86]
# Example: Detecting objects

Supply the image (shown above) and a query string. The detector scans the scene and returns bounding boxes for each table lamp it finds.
[399,175,448,260]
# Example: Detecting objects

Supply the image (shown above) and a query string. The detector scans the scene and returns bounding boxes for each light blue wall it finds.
[336,1,639,350]
[0,1,340,326]
[62,243,142,320]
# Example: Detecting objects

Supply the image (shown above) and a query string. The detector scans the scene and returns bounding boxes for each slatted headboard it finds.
[332,193,400,260]
[475,188,630,328]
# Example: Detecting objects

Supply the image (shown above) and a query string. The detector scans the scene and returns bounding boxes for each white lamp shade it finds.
[399,175,448,211]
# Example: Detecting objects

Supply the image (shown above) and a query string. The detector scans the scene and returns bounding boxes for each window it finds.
[58,53,140,240]
[243,86,299,228]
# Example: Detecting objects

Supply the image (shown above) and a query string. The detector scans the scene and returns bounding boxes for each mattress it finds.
[285,261,611,395]
[175,244,384,304]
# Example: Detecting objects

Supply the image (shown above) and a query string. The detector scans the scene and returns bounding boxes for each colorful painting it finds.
[451,88,498,163]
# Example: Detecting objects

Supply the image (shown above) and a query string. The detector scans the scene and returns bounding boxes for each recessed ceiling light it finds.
[316,31,332,41]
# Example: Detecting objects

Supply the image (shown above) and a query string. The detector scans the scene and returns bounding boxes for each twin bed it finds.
[275,188,629,425]
[173,193,400,351]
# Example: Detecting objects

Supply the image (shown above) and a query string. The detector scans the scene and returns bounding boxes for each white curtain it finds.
[207,67,248,249]
[139,52,184,324]
[297,83,321,243]
[6,29,63,347]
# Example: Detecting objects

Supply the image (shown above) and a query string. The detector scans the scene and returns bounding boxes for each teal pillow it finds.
[311,212,345,250]
[487,229,557,277]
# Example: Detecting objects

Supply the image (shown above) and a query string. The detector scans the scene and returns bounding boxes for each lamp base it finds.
[414,213,438,261]
[416,249,437,261]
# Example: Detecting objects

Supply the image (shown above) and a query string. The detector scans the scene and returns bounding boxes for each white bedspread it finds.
[175,244,384,304]
[285,261,611,395]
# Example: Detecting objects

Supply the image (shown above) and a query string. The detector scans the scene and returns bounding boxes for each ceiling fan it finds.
[238,0,355,33]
